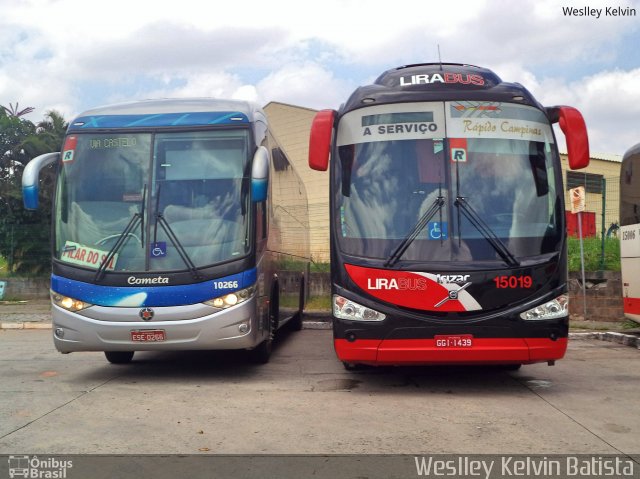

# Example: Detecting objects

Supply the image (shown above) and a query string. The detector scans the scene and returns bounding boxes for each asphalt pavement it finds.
[0,326,639,456]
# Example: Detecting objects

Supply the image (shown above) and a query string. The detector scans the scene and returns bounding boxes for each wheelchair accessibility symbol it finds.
[150,241,167,258]
[428,221,448,240]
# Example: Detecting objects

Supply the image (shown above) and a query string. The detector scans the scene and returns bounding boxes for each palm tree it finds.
[35,110,68,150]
[1,103,35,118]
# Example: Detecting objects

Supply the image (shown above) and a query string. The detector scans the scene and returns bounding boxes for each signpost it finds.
[570,186,588,321]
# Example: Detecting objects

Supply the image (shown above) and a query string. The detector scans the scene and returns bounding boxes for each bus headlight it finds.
[333,295,386,321]
[520,295,568,320]
[205,285,255,309]
[51,291,92,312]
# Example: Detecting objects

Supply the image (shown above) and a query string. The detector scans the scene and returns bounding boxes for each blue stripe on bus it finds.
[68,111,250,130]
[50,268,258,308]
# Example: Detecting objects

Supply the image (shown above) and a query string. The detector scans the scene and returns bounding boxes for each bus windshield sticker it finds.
[446,102,555,143]
[150,242,167,258]
[62,136,77,164]
[337,102,446,146]
[61,241,118,270]
[450,138,468,162]
[428,221,448,240]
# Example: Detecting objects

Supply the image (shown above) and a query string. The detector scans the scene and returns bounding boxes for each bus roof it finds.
[623,142,640,160]
[340,63,543,114]
[68,98,264,131]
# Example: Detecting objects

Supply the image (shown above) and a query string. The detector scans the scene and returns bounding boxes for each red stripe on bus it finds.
[334,337,568,366]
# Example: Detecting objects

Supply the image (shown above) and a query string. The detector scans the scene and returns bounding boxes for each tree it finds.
[1,103,35,118]
[0,107,67,275]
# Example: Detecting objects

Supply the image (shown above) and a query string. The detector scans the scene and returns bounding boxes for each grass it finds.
[0,256,8,278]
[305,295,331,310]
[567,236,620,272]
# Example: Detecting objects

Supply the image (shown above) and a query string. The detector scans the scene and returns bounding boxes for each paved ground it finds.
[0,326,639,456]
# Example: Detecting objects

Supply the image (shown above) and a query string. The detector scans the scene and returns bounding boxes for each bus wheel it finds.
[250,339,272,364]
[503,364,522,371]
[105,351,134,364]
[250,287,278,364]
[343,362,367,371]
[289,274,305,331]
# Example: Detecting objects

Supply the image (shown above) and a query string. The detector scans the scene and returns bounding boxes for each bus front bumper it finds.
[51,298,265,353]
[334,337,568,366]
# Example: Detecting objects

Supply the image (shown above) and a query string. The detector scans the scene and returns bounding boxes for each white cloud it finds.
[256,62,353,110]
[1,0,638,155]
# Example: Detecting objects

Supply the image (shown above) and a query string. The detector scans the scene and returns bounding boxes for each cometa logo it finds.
[400,73,485,87]
[127,276,170,285]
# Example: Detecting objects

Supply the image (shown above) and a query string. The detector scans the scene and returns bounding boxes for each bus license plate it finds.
[435,335,473,348]
[131,330,166,342]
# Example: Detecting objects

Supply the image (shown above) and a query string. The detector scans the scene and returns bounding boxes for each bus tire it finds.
[105,351,134,364]
[289,274,305,331]
[343,362,368,371]
[250,285,278,364]
[250,338,272,364]
[502,364,522,371]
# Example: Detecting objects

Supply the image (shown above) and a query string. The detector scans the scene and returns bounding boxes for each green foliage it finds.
[0,107,67,275]
[567,236,620,272]
[310,261,330,273]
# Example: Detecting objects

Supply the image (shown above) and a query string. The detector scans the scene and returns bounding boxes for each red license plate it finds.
[435,335,473,348]
[131,330,166,342]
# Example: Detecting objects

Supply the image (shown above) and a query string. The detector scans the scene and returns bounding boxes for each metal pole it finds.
[9,224,14,274]
[577,212,588,321]
[600,177,606,270]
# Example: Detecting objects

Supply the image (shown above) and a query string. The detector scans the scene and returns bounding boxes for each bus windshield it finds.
[54,129,251,273]
[335,101,562,263]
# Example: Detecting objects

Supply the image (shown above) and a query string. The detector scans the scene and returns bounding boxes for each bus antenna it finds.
[437,45,443,70]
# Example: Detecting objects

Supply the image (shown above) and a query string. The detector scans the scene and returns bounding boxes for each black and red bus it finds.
[309,63,590,369]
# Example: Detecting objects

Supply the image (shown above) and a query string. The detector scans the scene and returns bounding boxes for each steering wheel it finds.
[96,232,142,246]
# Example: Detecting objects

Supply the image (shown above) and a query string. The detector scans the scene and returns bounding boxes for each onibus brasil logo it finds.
[7,456,73,478]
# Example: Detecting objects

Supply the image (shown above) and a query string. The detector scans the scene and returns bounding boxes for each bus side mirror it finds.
[309,109,336,171]
[251,146,269,202]
[548,106,590,170]
[22,152,60,210]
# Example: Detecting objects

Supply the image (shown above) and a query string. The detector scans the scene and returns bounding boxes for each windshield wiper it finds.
[384,195,445,268]
[94,185,146,282]
[152,184,201,280]
[454,196,520,267]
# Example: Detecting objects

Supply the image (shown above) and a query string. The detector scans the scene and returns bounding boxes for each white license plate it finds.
[435,335,473,348]
[131,330,166,342]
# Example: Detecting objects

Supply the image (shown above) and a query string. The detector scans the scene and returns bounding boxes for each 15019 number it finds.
[493,275,532,289]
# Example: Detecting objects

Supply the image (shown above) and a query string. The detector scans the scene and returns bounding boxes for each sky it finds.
[1,0,639,156]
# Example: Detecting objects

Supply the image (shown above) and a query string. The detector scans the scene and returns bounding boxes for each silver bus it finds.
[23,98,310,363]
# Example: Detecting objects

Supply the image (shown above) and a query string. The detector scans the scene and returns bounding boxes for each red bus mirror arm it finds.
[309,109,336,171]
[547,106,590,170]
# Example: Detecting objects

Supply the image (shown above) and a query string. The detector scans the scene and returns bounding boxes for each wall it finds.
[568,271,625,322]
[0,278,50,300]
[282,271,626,322]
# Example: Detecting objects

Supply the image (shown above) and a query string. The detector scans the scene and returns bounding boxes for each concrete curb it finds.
[569,331,640,349]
